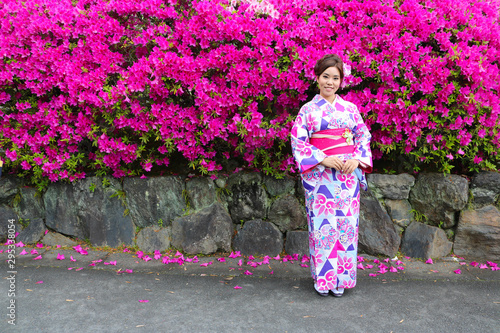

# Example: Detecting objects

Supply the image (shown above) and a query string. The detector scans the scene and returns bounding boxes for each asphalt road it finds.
[1,265,499,333]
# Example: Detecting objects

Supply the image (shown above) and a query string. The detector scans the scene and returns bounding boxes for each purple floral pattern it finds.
[291,94,372,292]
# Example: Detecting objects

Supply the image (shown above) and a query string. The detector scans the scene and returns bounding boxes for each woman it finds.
[291,54,372,297]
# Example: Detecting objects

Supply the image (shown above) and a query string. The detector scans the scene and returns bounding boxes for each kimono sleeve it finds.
[290,105,327,173]
[352,106,373,173]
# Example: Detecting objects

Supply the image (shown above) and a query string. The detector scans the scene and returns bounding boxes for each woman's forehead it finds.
[321,66,340,76]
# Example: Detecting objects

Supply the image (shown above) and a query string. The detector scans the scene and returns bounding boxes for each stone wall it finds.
[1,171,499,260]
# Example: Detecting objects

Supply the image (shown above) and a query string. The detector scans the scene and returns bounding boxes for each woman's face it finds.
[317,66,341,103]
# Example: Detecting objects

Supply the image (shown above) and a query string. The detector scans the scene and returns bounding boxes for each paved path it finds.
[1,245,499,332]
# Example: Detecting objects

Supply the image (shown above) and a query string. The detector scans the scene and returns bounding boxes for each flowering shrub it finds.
[0,0,499,189]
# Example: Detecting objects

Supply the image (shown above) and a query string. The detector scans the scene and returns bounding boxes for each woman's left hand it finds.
[342,159,359,174]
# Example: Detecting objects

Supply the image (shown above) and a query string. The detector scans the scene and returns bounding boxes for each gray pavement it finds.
[1,245,499,332]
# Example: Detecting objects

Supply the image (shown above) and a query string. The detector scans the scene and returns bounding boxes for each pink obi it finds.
[310,128,355,155]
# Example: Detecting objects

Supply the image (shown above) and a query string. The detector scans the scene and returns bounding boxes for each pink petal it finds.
[454,269,462,274]
[300,264,309,268]
[125,269,133,273]
[192,256,199,263]
[269,270,274,275]
[154,254,161,260]
[383,258,390,263]
[390,267,398,273]
[373,259,380,264]
[357,263,365,270]
[143,256,152,262]
[80,250,88,255]
[31,249,38,255]
[425,258,433,264]
[238,259,243,267]
[397,266,405,270]
[479,264,488,269]
[470,261,479,267]
[301,255,309,263]
[19,249,28,255]
[136,251,144,259]
[33,255,42,260]
[262,257,270,265]
[76,267,84,271]
[56,245,61,248]
[4,240,14,245]
[369,273,378,277]
[217,257,226,262]
[248,255,255,260]
[15,241,25,247]
[68,267,73,270]
[88,263,96,266]
[244,270,253,275]
[175,251,183,257]
[45,230,49,235]
[396,260,403,265]
[365,264,374,269]
[234,286,242,289]
[57,253,65,260]
[487,261,498,268]
[357,256,365,262]
[35,281,43,284]
[273,255,280,260]
[404,256,411,260]
[200,263,209,267]
[138,300,149,303]
[70,256,76,262]
[0,250,3,253]
[109,261,117,265]
[491,267,500,271]
[123,248,130,253]
[36,243,44,248]
[459,262,466,265]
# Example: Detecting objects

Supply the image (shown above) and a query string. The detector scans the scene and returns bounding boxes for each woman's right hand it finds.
[320,156,344,171]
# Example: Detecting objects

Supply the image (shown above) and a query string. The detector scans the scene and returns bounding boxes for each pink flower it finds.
[33,255,42,260]
[36,281,43,284]
[57,253,65,260]
[138,300,149,303]
[217,257,226,262]
[244,270,253,275]
[390,266,398,273]
[454,269,462,274]
[369,273,378,277]
[234,286,242,289]
[425,258,433,264]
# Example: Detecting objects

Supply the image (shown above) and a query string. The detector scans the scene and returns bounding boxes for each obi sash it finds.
[310,128,363,181]
[310,128,355,156]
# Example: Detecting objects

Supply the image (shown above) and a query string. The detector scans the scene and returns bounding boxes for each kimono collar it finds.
[313,94,344,111]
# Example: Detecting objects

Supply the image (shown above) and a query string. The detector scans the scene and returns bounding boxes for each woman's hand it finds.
[320,156,344,171]
[342,159,359,174]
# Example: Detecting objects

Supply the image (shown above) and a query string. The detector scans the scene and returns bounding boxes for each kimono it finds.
[291,94,372,292]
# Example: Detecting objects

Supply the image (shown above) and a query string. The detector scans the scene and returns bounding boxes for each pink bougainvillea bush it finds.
[0,0,499,189]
